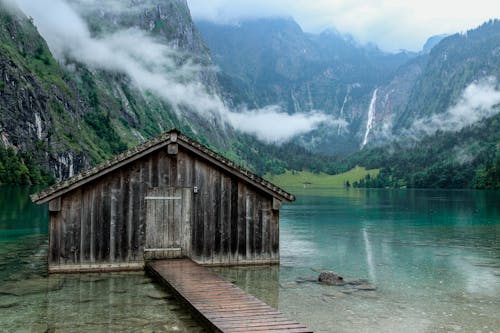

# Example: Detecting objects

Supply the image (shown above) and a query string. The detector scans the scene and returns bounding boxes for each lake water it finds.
[1,186,499,333]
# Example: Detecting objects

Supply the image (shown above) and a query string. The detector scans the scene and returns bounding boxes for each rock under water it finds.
[318,271,345,286]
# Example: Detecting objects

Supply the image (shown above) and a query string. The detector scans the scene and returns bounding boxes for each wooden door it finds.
[144,187,192,260]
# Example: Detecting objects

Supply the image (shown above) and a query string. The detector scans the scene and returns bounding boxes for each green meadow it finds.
[265,166,379,191]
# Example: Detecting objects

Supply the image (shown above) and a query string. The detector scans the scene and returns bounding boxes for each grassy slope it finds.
[264,166,379,190]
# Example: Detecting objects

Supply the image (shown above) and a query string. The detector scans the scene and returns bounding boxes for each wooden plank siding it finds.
[48,145,280,272]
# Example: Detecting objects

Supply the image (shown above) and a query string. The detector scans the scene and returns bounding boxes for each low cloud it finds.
[227,106,336,143]
[188,0,498,52]
[11,0,332,143]
[408,77,500,138]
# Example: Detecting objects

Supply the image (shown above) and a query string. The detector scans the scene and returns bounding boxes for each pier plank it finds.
[147,259,312,333]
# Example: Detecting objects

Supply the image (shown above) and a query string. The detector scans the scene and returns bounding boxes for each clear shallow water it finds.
[216,189,500,333]
[1,186,499,332]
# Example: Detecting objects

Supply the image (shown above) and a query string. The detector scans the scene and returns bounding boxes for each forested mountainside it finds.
[197,18,416,153]
[0,0,498,189]
[1,0,214,182]
[197,19,500,155]
[0,0,336,185]
[368,19,500,143]
[340,112,500,189]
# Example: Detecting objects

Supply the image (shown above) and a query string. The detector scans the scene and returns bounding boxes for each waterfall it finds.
[361,88,378,148]
[337,87,350,135]
[35,113,43,140]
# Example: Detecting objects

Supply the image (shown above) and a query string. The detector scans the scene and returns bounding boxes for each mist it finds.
[227,106,340,143]
[408,77,500,138]
[12,0,332,143]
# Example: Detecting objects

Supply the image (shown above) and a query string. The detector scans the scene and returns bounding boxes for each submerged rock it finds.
[79,275,107,283]
[344,278,370,286]
[296,276,318,284]
[340,288,357,294]
[473,262,500,268]
[0,277,64,296]
[318,271,345,286]
[0,296,19,309]
[146,289,172,300]
[355,284,377,291]
[356,291,380,299]
[135,277,153,285]
[280,282,299,289]
[493,270,500,276]
[29,323,50,333]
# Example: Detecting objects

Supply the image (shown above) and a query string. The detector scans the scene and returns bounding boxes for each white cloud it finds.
[11,0,332,143]
[409,77,500,138]
[227,106,335,143]
[188,0,500,51]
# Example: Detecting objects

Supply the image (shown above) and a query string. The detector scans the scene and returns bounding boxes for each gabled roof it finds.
[31,129,295,204]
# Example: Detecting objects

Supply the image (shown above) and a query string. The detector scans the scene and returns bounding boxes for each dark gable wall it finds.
[48,145,280,271]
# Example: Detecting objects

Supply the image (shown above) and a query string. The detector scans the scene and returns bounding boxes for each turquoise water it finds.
[219,189,500,333]
[1,186,499,332]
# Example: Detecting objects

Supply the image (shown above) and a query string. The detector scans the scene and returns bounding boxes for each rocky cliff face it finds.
[70,0,219,90]
[365,20,500,146]
[0,0,230,182]
[196,18,417,154]
[0,4,89,178]
[197,18,500,153]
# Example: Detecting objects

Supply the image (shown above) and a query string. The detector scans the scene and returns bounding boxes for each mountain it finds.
[365,20,500,145]
[196,18,416,154]
[197,19,500,155]
[422,34,448,54]
[0,0,339,185]
[1,0,499,189]
[0,0,235,184]
[344,111,500,189]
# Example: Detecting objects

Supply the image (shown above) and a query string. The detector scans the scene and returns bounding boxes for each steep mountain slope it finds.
[344,111,500,189]
[397,20,500,127]
[0,0,339,184]
[0,0,237,183]
[365,20,500,145]
[0,3,93,179]
[197,19,500,155]
[196,18,416,154]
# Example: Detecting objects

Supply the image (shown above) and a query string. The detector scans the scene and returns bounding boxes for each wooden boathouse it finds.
[31,129,295,273]
[31,130,313,332]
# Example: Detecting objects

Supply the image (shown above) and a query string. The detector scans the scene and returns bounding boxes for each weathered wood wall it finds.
[48,146,280,272]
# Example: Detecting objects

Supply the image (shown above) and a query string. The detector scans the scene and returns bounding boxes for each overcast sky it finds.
[187,0,500,52]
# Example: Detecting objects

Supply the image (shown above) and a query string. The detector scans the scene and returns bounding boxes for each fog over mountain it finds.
[0,0,499,189]
[188,0,499,52]
[12,0,333,143]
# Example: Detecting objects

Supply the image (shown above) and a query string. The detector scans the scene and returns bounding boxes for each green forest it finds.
[347,114,500,190]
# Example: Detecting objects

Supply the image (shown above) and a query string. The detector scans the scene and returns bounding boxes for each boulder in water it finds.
[318,271,345,286]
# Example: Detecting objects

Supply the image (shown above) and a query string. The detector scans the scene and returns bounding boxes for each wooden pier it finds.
[146,259,312,333]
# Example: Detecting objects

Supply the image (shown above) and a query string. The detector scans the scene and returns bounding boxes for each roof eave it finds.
[30,130,295,205]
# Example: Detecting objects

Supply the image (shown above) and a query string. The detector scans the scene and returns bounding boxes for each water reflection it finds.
[273,188,500,332]
[1,186,499,333]
[212,265,280,309]
[0,271,206,333]
[0,186,47,238]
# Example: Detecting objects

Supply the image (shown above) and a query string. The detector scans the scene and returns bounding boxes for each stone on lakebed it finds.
[318,271,345,286]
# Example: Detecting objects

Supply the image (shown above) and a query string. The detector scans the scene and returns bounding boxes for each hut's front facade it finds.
[32,130,295,273]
